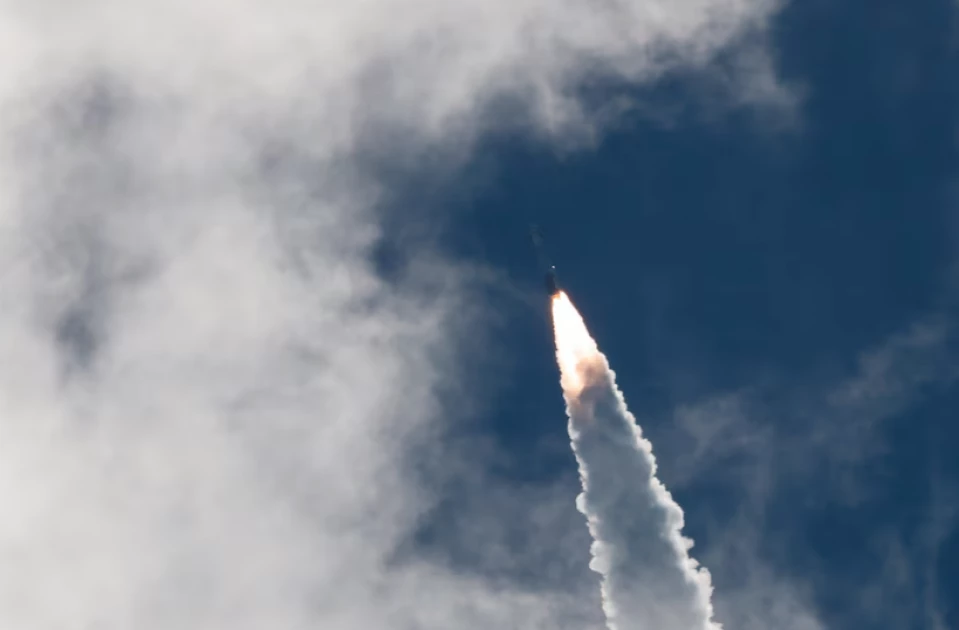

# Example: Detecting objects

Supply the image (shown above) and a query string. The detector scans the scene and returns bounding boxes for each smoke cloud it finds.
[552,292,719,630]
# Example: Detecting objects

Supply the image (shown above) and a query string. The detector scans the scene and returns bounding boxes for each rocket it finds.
[530,224,560,296]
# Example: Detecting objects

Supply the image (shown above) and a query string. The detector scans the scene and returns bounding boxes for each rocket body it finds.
[531,225,561,296]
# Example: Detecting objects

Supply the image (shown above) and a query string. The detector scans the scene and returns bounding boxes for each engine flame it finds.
[551,291,600,396]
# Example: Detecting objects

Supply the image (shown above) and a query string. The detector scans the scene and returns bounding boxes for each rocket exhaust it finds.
[551,291,721,630]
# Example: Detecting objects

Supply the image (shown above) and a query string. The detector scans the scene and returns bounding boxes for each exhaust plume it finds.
[551,291,721,630]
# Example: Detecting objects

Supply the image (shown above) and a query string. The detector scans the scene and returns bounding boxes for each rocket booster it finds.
[530,225,560,295]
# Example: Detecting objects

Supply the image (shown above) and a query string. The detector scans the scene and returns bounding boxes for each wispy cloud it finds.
[652,306,959,629]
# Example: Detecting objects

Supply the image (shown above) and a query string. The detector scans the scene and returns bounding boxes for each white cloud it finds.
[0,1,782,628]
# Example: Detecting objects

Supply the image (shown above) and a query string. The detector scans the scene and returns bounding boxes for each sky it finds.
[0,1,956,629]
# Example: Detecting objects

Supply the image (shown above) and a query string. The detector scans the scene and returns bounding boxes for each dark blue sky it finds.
[398,0,959,628]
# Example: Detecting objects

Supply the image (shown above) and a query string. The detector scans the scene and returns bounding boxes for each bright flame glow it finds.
[551,291,600,395]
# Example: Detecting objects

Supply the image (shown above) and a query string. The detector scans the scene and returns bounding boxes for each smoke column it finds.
[551,291,721,630]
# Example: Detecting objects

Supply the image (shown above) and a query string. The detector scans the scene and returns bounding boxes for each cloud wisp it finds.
[653,308,959,630]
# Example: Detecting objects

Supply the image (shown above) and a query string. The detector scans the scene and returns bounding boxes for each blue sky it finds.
[413,0,959,628]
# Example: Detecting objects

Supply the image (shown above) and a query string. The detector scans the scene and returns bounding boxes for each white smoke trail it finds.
[552,291,721,630]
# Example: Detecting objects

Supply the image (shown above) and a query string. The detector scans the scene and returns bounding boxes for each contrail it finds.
[551,291,720,630]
